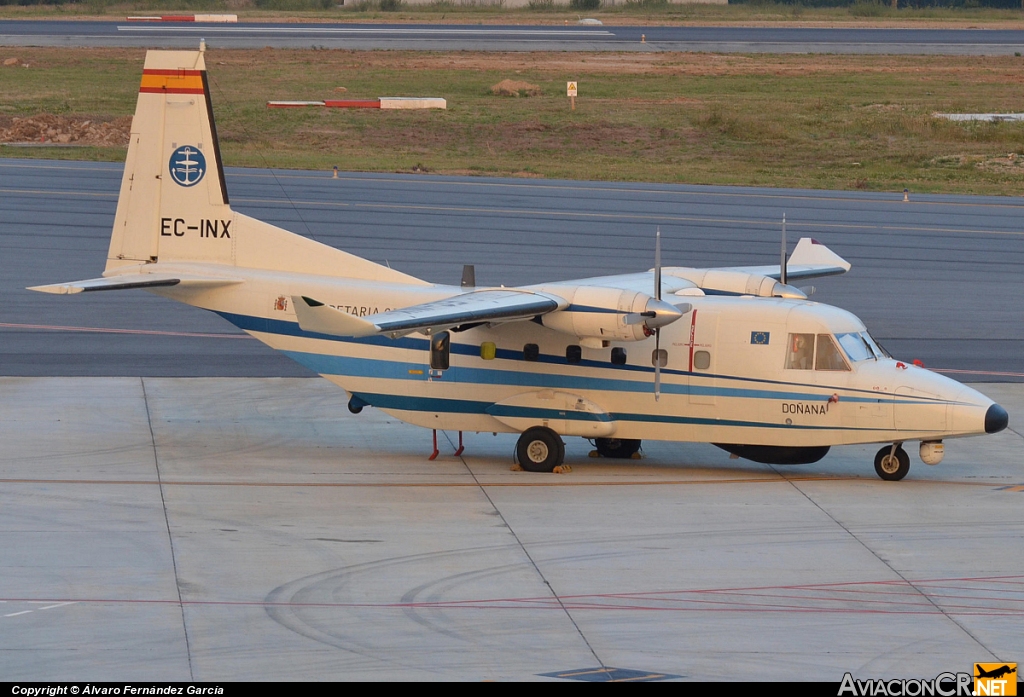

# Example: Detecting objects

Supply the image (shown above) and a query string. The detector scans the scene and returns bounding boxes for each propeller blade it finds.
[654,226,662,301]
[654,329,661,402]
[780,213,788,286]
[654,227,665,401]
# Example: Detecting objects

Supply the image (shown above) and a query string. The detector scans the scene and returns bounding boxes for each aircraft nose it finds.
[985,403,1009,434]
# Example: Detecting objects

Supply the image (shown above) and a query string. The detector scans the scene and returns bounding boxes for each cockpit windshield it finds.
[836,331,890,362]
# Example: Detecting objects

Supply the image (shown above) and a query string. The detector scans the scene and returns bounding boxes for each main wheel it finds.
[516,427,565,473]
[595,438,641,459]
[874,445,910,481]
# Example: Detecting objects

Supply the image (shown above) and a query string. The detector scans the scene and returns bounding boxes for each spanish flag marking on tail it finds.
[139,69,205,95]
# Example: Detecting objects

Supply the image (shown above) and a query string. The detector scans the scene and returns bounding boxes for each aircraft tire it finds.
[517,427,565,473]
[595,438,641,459]
[874,445,910,481]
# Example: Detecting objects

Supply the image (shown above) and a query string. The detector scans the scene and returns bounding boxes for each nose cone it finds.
[985,403,1009,434]
[644,298,684,329]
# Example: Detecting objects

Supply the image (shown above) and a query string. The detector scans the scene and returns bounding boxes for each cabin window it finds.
[694,350,711,370]
[480,342,496,361]
[610,347,627,365]
[652,348,668,368]
[815,334,850,371]
[566,345,582,364]
[430,331,450,371]
[785,333,814,370]
[523,343,539,362]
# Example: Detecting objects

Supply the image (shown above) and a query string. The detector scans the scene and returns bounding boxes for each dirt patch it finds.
[491,79,542,98]
[0,114,131,146]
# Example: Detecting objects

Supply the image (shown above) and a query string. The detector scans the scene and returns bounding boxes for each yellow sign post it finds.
[567,81,577,110]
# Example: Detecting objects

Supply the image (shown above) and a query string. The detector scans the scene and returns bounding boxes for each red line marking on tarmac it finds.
[0,322,252,339]
[932,368,1024,378]
[1,575,1020,615]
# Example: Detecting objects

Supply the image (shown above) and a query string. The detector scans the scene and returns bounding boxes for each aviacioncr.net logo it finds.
[974,664,1017,696]
[838,672,973,697]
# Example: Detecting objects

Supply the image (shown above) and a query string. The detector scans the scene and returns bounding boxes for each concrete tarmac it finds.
[4,21,1024,54]
[0,377,1020,680]
[2,158,1022,379]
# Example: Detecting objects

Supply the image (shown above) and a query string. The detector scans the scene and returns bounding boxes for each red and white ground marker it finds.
[126,14,238,23]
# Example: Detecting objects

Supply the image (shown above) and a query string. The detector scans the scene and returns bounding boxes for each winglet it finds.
[291,296,379,338]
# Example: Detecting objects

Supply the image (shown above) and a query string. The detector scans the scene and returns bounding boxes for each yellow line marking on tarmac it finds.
[557,668,617,677]
[609,674,668,682]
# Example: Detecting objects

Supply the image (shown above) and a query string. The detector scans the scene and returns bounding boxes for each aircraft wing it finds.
[724,237,851,281]
[28,273,243,295]
[566,272,698,296]
[293,289,567,339]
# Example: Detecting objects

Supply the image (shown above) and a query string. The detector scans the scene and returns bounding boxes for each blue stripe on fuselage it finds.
[214,310,958,406]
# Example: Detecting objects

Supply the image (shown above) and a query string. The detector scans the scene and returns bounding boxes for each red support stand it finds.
[428,429,439,461]
[454,431,465,457]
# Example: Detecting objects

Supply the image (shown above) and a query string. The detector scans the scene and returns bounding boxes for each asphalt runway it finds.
[2,157,1023,379]
[3,20,1024,54]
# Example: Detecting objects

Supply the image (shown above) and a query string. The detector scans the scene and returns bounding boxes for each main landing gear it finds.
[874,444,910,481]
[592,438,642,459]
[515,427,566,473]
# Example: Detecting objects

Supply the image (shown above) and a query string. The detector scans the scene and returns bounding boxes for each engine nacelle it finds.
[538,284,683,342]
[664,268,806,299]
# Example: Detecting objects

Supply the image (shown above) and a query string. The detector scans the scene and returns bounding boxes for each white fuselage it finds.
[151,266,996,448]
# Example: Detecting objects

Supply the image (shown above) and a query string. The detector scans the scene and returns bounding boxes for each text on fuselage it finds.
[160,218,231,238]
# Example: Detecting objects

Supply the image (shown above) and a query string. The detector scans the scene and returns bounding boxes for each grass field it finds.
[4,47,1024,194]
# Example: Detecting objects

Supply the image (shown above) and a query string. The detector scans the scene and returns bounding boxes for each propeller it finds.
[654,227,663,401]
[780,212,788,286]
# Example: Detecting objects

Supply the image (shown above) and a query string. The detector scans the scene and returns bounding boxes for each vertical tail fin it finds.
[106,49,424,285]
[108,50,229,269]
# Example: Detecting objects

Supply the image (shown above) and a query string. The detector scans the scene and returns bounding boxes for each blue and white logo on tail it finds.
[169,145,206,187]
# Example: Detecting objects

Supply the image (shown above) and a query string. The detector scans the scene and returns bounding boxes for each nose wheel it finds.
[516,427,565,473]
[874,444,910,481]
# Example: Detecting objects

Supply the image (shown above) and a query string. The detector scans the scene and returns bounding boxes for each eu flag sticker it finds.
[751,331,770,345]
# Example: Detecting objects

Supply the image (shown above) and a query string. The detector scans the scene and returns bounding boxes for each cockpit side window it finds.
[815,334,850,371]
[785,333,814,370]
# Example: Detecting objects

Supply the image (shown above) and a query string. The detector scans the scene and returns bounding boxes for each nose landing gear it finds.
[874,444,910,481]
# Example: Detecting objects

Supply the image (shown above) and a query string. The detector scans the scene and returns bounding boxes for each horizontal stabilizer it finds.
[292,296,379,338]
[28,274,242,295]
[728,237,851,281]
[294,289,565,339]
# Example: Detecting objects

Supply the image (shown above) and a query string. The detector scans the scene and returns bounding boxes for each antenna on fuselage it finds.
[780,213,788,286]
